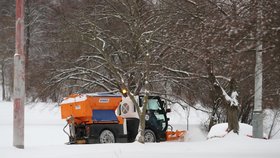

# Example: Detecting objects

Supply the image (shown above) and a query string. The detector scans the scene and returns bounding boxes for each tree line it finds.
[0,0,279,130]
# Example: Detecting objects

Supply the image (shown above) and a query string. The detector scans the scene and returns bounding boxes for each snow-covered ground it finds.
[0,102,67,147]
[1,101,280,158]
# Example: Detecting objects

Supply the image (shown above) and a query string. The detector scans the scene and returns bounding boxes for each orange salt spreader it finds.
[60,93,127,144]
[61,93,123,124]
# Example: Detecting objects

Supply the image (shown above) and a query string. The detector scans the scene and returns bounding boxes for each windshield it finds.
[147,99,160,110]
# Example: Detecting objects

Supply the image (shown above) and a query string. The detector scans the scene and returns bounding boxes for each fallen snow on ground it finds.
[0,102,67,147]
[207,123,253,139]
[1,101,280,158]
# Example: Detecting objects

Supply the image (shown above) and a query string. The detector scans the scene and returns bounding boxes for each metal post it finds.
[252,0,263,139]
[13,0,25,149]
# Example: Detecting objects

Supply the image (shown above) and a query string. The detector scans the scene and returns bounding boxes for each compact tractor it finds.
[60,93,185,144]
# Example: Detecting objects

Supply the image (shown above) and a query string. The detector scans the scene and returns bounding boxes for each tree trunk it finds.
[125,89,147,143]
[138,95,148,143]
[227,105,239,133]
[1,62,5,101]
[226,78,239,133]
[137,43,151,143]
[207,62,239,133]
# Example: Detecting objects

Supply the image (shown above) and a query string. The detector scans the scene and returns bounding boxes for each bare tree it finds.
[47,0,173,143]
[13,0,279,137]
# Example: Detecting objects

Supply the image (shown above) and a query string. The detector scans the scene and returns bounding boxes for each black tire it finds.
[144,129,156,143]
[99,129,115,143]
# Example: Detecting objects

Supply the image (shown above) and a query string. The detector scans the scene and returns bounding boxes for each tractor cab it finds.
[119,95,172,142]
[140,96,169,142]
[119,95,185,142]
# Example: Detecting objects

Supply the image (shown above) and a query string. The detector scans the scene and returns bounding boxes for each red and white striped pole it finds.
[14,0,25,149]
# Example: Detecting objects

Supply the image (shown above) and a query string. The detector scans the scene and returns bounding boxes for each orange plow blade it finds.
[166,130,186,141]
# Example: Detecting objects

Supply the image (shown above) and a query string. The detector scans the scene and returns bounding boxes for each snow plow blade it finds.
[166,130,186,141]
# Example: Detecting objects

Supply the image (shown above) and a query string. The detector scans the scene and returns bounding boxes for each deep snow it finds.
[1,101,280,158]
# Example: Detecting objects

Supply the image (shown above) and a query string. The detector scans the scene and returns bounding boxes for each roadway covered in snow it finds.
[1,101,280,158]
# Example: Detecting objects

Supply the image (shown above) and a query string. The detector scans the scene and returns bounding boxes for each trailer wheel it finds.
[144,129,156,143]
[99,130,115,143]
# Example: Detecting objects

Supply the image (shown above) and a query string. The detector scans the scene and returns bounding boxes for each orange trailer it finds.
[61,93,123,124]
[60,93,127,144]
